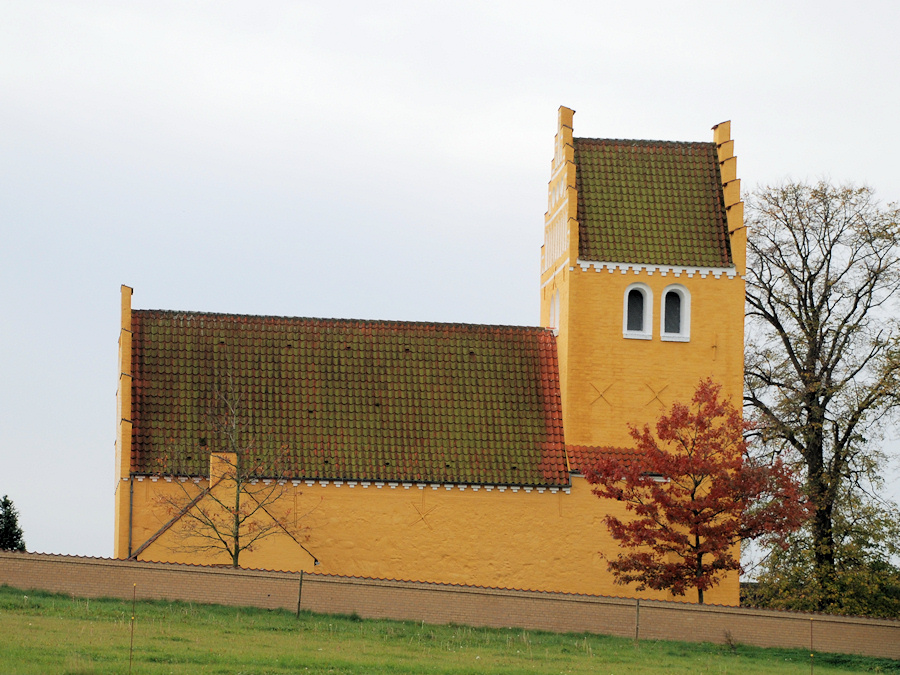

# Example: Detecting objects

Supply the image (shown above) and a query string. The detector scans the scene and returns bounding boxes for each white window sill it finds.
[661,334,690,342]
[624,332,652,340]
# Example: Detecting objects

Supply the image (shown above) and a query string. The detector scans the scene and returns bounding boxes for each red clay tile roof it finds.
[566,445,647,475]
[130,311,568,486]
[574,138,732,267]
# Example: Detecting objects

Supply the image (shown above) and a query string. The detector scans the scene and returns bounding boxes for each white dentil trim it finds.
[577,259,740,279]
[128,475,571,494]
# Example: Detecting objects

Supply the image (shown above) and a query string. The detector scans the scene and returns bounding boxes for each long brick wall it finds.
[0,551,301,611]
[2,551,898,660]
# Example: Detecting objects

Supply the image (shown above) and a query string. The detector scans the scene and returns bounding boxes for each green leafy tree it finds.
[745,493,900,618]
[0,495,26,552]
[744,181,900,611]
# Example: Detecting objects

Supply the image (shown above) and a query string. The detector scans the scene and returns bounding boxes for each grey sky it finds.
[2,1,899,558]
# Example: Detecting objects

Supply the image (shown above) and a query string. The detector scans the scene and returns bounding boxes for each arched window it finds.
[623,283,652,340]
[549,289,560,331]
[664,292,681,333]
[661,285,690,342]
[627,290,644,331]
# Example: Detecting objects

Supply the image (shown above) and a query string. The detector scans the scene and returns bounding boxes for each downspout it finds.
[128,476,134,557]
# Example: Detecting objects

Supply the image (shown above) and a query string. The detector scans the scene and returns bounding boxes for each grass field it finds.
[1,585,898,674]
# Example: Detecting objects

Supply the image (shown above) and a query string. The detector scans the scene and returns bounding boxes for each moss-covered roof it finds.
[566,445,647,475]
[130,311,568,486]
[574,138,732,267]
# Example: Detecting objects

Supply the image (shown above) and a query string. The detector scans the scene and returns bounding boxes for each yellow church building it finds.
[114,107,745,605]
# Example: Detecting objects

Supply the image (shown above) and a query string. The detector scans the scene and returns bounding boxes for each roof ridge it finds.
[133,308,551,334]
[574,136,715,147]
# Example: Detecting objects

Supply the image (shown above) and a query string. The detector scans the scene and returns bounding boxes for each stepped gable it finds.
[574,137,732,267]
[130,310,568,487]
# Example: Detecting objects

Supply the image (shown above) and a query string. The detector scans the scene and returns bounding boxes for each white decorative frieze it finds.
[134,474,573,495]
[576,259,740,279]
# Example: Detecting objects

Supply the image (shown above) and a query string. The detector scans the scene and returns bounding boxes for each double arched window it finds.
[622,283,690,342]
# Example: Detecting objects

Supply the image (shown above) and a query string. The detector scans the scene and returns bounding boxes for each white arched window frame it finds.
[660,284,691,342]
[549,289,560,333]
[623,283,653,340]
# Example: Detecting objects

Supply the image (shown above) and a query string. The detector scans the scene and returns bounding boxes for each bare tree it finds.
[744,181,900,608]
[152,376,314,568]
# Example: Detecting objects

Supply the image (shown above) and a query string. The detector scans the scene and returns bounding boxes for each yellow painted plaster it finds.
[560,267,744,449]
[127,475,737,605]
[114,285,133,559]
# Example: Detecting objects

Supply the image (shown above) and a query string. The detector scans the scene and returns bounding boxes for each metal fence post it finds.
[297,569,304,618]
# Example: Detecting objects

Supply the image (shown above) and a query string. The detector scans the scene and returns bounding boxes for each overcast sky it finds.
[2,1,899,559]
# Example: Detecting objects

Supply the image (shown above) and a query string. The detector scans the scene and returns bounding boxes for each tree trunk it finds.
[696,543,704,604]
[232,469,242,568]
[811,482,835,605]
[805,414,835,609]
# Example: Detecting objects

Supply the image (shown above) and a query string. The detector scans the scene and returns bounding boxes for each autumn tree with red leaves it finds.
[584,379,807,604]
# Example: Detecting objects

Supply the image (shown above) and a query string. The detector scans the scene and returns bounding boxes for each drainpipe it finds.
[128,477,134,557]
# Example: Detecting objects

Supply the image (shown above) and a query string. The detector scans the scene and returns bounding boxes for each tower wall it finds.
[542,108,746,449]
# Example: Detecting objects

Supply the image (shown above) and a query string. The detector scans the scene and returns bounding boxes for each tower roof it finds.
[574,138,732,267]
[129,310,568,487]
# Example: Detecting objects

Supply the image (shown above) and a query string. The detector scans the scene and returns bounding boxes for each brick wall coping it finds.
[5,551,299,580]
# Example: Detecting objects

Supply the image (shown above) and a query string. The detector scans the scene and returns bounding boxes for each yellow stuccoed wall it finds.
[554,268,745,448]
[113,285,133,560]
[125,474,738,605]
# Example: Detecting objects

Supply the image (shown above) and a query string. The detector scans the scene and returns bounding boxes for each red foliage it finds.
[584,379,807,604]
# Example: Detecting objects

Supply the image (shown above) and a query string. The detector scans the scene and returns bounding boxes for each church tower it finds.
[540,107,745,450]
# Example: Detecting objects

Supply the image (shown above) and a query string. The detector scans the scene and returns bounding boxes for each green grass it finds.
[1,585,897,674]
